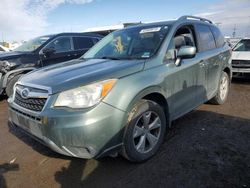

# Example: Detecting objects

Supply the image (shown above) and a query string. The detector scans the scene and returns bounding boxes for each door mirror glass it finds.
[177,46,196,59]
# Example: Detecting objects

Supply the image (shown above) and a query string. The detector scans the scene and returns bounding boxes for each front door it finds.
[40,36,74,67]
[164,25,206,119]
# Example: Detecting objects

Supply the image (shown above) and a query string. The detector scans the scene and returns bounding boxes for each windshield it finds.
[84,24,170,60]
[14,36,51,52]
[233,39,250,52]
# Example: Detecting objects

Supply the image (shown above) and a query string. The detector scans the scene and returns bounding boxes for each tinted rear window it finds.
[197,25,216,51]
[210,26,225,48]
[73,37,94,50]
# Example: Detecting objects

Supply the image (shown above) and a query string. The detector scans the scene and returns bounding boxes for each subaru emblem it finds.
[21,88,30,99]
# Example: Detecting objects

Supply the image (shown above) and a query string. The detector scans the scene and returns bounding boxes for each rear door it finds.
[72,37,99,59]
[195,24,220,99]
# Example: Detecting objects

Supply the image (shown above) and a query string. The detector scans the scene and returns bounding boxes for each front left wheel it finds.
[121,100,166,162]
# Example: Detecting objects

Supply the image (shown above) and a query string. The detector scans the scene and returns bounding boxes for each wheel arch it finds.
[3,68,36,88]
[125,87,171,128]
[223,66,232,80]
[142,92,170,126]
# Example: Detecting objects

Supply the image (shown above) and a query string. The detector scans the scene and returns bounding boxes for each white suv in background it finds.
[232,38,250,75]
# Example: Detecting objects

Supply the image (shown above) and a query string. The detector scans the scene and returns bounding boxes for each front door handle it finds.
[199,61,205,67]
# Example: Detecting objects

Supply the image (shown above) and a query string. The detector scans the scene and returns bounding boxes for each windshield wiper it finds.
[100,56,147,60]
[100,56,122,60]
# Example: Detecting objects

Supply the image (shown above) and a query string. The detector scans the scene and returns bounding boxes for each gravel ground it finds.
[0,77,250,188]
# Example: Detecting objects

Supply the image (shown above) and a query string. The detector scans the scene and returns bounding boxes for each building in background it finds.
[84,22,141,36]
[0,44,9,52]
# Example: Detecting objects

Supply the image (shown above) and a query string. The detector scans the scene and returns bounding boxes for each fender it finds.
[125,86,167,112]
[129,86,172,125]
[2,67,36,88]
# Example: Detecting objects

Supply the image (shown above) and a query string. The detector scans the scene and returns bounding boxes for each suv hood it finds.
[0,51,30,61]
[20,58,145,94]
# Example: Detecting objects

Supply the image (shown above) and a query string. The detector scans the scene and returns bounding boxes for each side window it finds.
[73,37,94,50]
[46,37,72,53]
[210,26,225,48]
[166,25,196,60]
[197,25,216,51]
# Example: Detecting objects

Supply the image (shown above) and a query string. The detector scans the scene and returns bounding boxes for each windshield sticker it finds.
[140,27,161,34]
[141,52,151,58]
[114,36,124,54]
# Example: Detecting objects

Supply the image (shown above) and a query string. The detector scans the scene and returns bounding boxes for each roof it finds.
[84,21,176,35]
[83,15,213,34]
[39,32,103,39]
[54,32,103,38]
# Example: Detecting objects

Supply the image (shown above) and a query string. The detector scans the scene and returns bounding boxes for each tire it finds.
[209,71,230,105]
[6,74,24,97]
[121,100,166,162]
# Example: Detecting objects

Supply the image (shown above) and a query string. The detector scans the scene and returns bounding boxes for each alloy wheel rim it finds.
[220,75,228,100]
[133,111,161,154]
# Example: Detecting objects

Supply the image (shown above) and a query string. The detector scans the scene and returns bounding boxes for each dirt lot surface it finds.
[0,78,250,188]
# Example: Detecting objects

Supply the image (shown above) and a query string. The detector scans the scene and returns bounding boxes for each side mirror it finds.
[42,48,55,57]
[175,46,196,66]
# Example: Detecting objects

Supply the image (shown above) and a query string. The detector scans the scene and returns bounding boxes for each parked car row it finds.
[7,15,232,162]
[0,32,103,97]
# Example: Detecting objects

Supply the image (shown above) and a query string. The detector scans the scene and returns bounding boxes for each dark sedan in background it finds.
[0,32,103,96]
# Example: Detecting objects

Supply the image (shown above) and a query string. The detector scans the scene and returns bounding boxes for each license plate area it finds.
[9,109,43,139]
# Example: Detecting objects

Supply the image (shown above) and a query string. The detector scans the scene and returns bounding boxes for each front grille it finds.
[10,106,41,121]
[14,92,47,112]
[232,60,250,68]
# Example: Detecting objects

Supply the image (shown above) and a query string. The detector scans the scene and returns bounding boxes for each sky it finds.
[1,0,250,42]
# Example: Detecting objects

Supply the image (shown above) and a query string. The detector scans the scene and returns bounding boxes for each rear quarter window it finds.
[210,26,225,48]
[73,37,95,50]
[197,24,216,52]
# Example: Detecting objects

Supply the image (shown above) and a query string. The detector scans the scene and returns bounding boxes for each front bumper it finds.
[8,98,126,159]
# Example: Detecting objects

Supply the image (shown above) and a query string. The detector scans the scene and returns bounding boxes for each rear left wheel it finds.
[209,71,230,105]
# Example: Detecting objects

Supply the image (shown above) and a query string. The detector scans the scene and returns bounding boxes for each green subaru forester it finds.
[8,16,232,162]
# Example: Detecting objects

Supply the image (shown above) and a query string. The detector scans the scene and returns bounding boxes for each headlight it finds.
[54,79,117,108]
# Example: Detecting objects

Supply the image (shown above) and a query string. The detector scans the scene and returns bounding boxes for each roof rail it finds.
[178,15,213,24]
